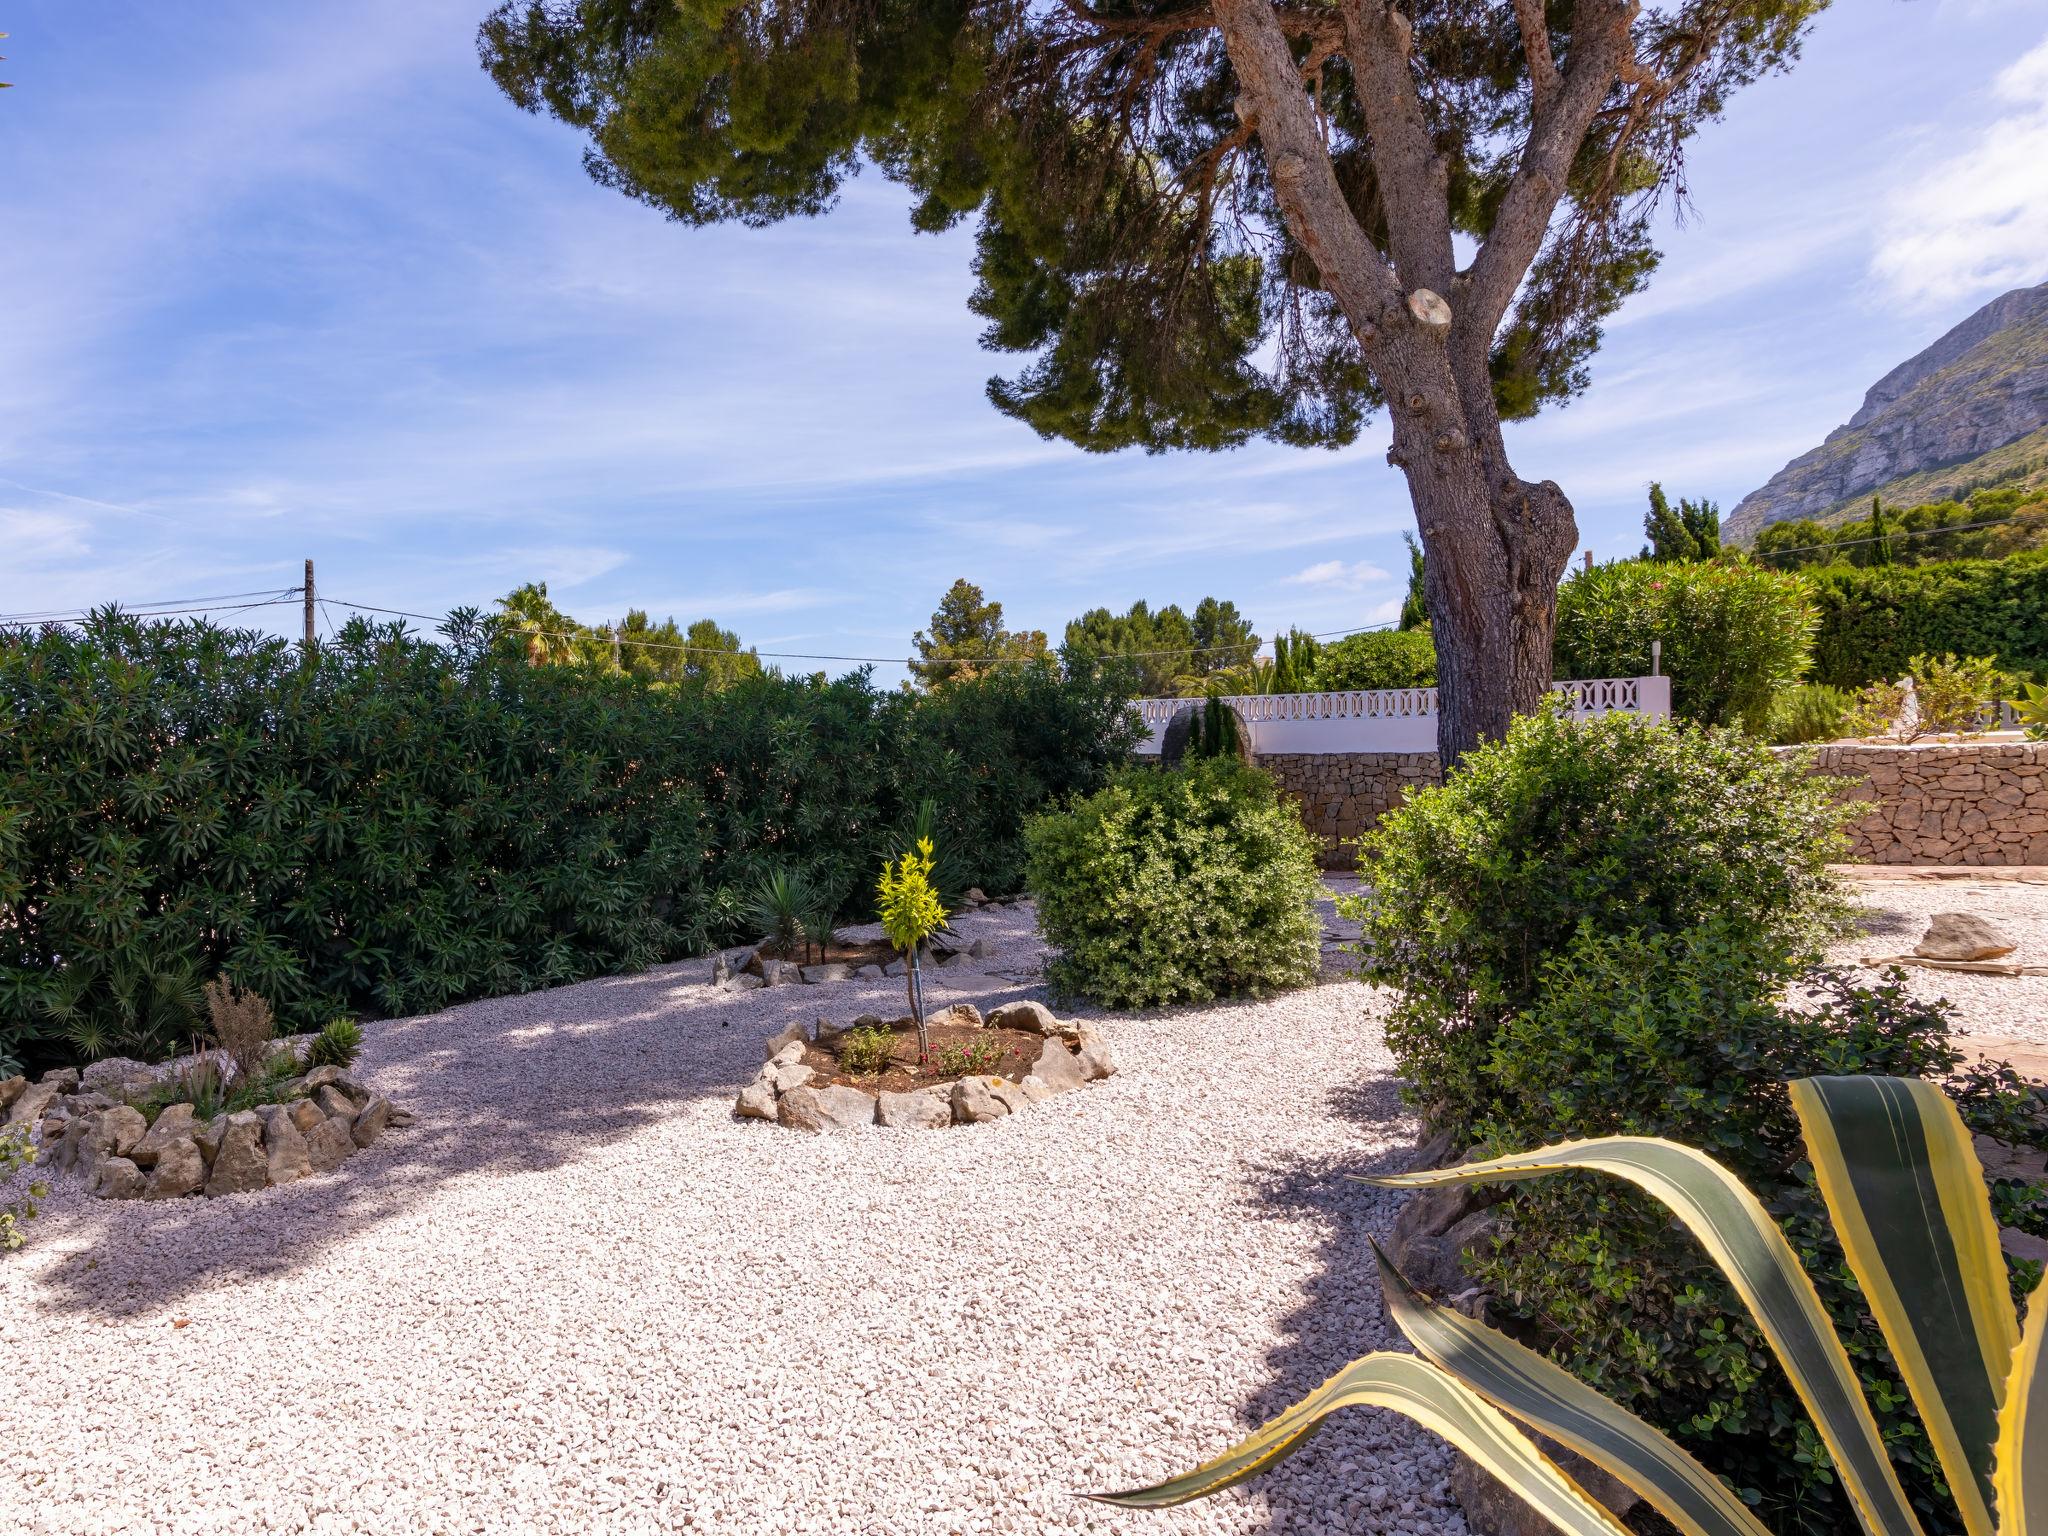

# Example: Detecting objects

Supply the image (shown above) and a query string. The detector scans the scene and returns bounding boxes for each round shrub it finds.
[1025,758,1322,1007]
[1553,558,1814,732]
[1309,628,1436,691]
[1347,706,1849,1138]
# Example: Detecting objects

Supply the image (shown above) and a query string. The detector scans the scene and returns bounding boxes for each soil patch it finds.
[798,1018,1042,1096]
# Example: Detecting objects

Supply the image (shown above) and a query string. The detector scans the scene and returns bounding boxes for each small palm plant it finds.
[877,837,947,1066]
[745,868,813,960]
[1099,1075,2046,1536]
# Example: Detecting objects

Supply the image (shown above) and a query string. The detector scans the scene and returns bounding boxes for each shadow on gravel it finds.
[23,945,1059,1320]
[1226,1065,1454,1535]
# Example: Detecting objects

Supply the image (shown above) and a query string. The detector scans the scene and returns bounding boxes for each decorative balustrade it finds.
[1132,675,1671,755]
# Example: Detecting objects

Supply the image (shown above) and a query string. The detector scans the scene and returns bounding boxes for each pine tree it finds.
[1189,597,1259,676]
[1641,483,1722,562]
[911,579,1046,688]
[1398,534,1428,631]
[483,0,1824,762]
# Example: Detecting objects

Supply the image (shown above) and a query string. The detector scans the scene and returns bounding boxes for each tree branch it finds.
[1512,0,1559,118]
[1335,0,1456,295]
[1210,0,1402,340]
[1457,0,1633,349]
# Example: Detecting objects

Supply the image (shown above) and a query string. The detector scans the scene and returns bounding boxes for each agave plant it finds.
[744,868,813,959]
[1100,1075,2044,1536]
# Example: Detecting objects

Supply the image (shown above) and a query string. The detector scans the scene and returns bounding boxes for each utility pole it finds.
[303,558,316,650]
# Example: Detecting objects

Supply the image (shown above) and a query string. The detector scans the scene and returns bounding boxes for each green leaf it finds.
[1790,1076,2017,1536]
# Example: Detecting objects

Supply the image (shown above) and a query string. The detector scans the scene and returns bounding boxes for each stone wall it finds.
[1803,741,2048,864]
[1256,751,1441,868]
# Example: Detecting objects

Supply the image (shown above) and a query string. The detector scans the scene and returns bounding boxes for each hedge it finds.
[1308,627,1436,690]
[0,611,1139,1072]
[1805,549,2048,686]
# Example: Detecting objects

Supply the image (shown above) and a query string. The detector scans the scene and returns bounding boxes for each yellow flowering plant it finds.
[877,837,948,1064]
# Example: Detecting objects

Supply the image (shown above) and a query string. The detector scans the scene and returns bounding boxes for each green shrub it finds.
[1806,549,2048,686]
[0,613,1139,1074]
[1908,650,2011,735]
[306,1017,363,1071]
[0,1125,47,1251]
[1553,558,1814,732]
[1308,627,1436,691]
[1345,707,1850,1138]
[1026,758,1322,1007]
[836,1022,893,1077]
[1765,682,1850,744]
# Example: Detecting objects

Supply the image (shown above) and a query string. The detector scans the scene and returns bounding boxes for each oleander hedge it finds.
[1805,548,2048,686]
[0,611,1139,1073]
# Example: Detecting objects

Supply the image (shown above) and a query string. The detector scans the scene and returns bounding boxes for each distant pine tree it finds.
[1641,482,1722,561]
[1399,534,1428,630]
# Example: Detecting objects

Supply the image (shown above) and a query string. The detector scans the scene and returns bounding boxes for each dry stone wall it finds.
[1803,741,2048,865]
[1255,752,1441,868]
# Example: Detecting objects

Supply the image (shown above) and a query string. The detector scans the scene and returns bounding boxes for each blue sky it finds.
[5,2,2048,679]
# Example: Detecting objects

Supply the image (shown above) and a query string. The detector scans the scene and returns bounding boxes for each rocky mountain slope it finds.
[1728,281,2048,539]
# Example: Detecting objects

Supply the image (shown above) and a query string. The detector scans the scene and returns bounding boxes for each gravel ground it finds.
[1833,876,2048,1044]
[0,893,1457,1536]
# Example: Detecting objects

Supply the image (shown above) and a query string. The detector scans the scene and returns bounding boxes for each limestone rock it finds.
[305,1117,355,1173]
[711,953,732,986]
[144,1136,207,1200]
[96,1156,145,1200]
[812,1015,848,1043]
[986,1001,1059,1036]
[769,1062,814,1094]
[352,1097,393,1148]
[1976,1134,2048,1184]
[854,965,886,981]
[763,1021,810,1062]
[261,1106,313,1186]
[5,1079,59,1133]
[950,1077,1010,1125]
[968,938,990,959]
[314,1086,359,1122]
[962,888,987,906]
[723,974,765,992]
[1392,1206,1501,1300]
[883,959,906,978]
[777,1084,877,1132]
[801,964,852,985]
[933,1003,984,1030]
[40,1067,80,1095]
[288,1098,325,1137]
[80,1056,158,1099]
[0,1075,23,1116]
[758,959,801,987]
[876,1088,951,1130]
[194,1115,228,1165]
[301,1065,347,1094]
[1917,912,2019,962]
[735,1079,779,1121]
[1022,1037,1087,1097]
[205,1113,268,1196]
[131,1103,198,1169]
[769,1040,807,1068]
[1073,1026,1118,1082]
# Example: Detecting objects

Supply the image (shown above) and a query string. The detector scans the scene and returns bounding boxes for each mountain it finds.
[1727,281,2048,540]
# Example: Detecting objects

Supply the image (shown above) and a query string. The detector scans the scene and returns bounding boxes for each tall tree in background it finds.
[911,578,1047,688]
[1640,481,1721,562]
[1398,533,1428,631]
[1064,600,1198,695]
[482,0,1822,760]
[1188,597,1259,675]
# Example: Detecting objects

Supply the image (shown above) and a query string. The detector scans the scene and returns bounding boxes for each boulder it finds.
[812,1015,849,1043]
[854,965,886,981]
[876,1088,952,1130]
[0,1075,24,1115]
[5,1079,59,1133]
[193,1115,228,1165]
[205,1113,269,1196]
[352,1097,393,1148]
[39,1067,81,1095]
[769,1062,814,1094]
[801,964,852,985]
[769,1040,807,1068]
[987,1080,1032,1115]
[305,1117,355,1173]
[1975,1134,2048,1185]
[777,1085,877,1132]
[96,1156,145,1200]
[735,1079,779,1120]
[314,1086,359,1122]
[950,1077,1010,1125]
[80,1056,158,1099]
[763,1021,810,1062]
[301,1065,347,1094]
[962,888,987,906]
[933,1003,984,1030]
[131,1103,198,1169]
[1022,1037,1088,1097]
[967,938,991,959]
[143,1136,207,1200]
[1917,912,2019,962]
[759,959,801,988]
[723,973,765,992]
[288,1098,325,1137]
[711,953,732,986]
[1073,1026,1118,1082]
[261,1106,313,1186]
[883,959,907,978]
[987,1000,1059,1036]
[1391,1206,1501,1300]
[56,1107,138,1179]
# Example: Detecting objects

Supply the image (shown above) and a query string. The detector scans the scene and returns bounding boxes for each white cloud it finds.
[0,508,92,567]
[1287,559,1393,589]
[1871,33,2048,305]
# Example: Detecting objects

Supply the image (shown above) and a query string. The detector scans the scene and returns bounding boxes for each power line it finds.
[0,586,305,624]
[0,591,305,626]
[1751,515,2019,561]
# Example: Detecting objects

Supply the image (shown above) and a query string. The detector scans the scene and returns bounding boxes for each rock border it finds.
[733,1000,1117,1131]
[1,1059,411,1201]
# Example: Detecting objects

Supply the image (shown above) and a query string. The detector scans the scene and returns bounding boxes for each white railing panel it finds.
[1131,676,1669,755]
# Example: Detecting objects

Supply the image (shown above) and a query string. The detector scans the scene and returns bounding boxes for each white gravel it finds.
[0,895,1457,1536]
[1832,875,2048,1045]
